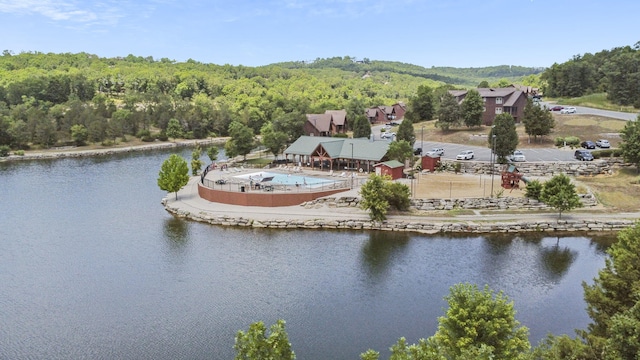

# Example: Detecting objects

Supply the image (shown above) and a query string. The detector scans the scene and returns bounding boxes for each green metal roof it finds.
[376,160,404,168]
[284,136,390,162]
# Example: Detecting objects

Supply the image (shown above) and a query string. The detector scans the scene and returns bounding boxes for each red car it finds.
[549,105,564,111]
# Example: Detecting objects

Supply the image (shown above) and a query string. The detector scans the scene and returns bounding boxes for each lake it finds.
[0,149,614,359]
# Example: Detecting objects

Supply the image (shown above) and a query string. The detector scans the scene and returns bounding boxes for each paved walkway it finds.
[165,176,640,225]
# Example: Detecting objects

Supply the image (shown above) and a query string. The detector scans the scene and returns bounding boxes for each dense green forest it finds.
[0,51,541,150]
[542,42,640,107]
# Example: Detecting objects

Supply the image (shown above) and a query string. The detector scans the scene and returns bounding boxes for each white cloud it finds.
[0,0,129,25]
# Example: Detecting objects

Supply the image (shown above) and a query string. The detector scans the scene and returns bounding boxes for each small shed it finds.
[374,160,404,180]
[421,153,441,172]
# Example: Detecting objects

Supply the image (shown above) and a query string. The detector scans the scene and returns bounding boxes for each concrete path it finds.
[165,176,640,225]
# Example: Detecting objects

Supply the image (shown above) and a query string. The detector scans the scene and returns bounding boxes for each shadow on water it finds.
[359,231,410,281]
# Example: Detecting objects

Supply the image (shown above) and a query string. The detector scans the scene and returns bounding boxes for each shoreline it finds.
[0,138,227,162]
[162,178,640,235]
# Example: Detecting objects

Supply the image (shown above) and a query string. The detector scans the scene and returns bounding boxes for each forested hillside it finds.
[541,42,640,107]
[0,51,540,150]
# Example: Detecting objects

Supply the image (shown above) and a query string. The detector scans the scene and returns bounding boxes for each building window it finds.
[483,107,486,112]
[496,97,503,104]
[495,107,503,114]
[482,97,486,102]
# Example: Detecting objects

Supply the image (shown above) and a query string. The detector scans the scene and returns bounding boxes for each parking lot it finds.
[417,141,579,162]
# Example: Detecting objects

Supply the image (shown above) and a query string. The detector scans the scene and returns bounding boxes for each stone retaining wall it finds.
[445,158,628,177]
[163,201,633,234]
[301,193,598,211]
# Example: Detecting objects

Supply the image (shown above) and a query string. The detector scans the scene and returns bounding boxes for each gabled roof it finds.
[503,90,524,106]
[366,108,380,117]
[375,160,404,168]
[379,106,394,115]
[306,113,332,132]
[284,136,390,161]
[476,88,517,98]
[325,109,347,126]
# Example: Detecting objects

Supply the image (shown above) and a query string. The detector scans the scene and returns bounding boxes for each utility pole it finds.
[491,134,496,197]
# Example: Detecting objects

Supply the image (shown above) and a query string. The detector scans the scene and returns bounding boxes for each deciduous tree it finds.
[157,154,189,200]
[225,121,255,161]
[436,92,461,131]
[234,320,295,360]
[359,174,391,221]
[386,140,413,164]
[405,85,435,122]
[166,118,183,140]
[261,122,288,159]
[461,89,484,128]
[540,174,582,219]
[430,283,530,359]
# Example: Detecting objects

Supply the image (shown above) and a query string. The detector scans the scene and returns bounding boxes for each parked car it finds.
[596,139,611,148]
[549,105,564,111]
[560,107,577,114]
[575,149,594,161]
[380,132,395,139]
[426,148,445,156]
[581,140,596,149]
[456,150,475,160]
[508,150,526,162]
[414,147,422,155]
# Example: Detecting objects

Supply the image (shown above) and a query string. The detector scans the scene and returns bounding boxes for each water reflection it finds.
[540,237,577,280]
[359,231,410,281]
[163,217,190,248]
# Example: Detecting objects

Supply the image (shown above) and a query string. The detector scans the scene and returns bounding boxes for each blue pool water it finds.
[236,171,336,186]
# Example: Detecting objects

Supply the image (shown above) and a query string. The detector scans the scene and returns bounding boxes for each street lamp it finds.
[350,142,354,189]
[421,126,424,153]
[491,133,496,197]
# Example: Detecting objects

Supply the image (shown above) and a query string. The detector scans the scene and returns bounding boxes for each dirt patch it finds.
[401,172,526,198]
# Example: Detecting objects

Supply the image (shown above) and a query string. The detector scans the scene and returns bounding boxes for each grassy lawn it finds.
[549,92,638,113]
[412,112,628,149]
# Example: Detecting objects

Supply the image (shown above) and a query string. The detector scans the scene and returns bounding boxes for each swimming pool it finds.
[235,171,337,187]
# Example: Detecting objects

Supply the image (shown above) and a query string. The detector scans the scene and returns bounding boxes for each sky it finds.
[1,0,639,69]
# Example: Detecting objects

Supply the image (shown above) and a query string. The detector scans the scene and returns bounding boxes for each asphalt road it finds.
[371,102,638,163]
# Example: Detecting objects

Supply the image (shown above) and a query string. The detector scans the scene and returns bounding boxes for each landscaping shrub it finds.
[525,179,543,200]
[14,150,25,156]
[0,145,10,157]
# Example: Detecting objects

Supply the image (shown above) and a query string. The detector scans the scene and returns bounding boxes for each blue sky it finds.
[1,0,639,68]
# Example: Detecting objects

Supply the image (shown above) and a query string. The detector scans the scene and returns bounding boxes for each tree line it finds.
[542,42,640,107]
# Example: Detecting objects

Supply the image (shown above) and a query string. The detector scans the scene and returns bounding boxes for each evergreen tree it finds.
[620,115,640,170]
[489,113,519,163]
[522,98,554,142]
[396,118,415,145]
[540,174,582,219]
[352,114,372,139]
[461,89,484,128]
[436,92,461,131]
[157,154,189,200]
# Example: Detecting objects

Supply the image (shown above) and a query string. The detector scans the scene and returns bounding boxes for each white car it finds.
[596,139,611,148]
[380,132,395,139]
[456,150,474,160]
[560,107,577,114]
[426,148,445,156]
[508,150,526,162]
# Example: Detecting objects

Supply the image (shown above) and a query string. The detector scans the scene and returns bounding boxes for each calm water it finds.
[0,149,614,359]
